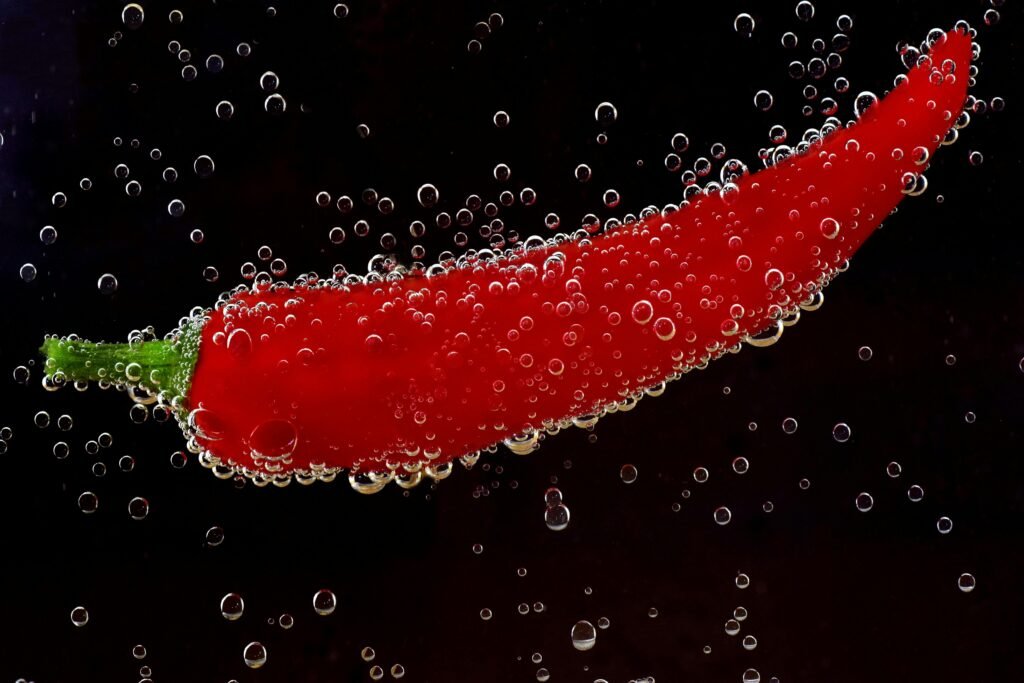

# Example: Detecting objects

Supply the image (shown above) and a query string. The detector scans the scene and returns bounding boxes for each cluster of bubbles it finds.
[17,15,990,679]
[543,487,570,531]
[466,12,504,55]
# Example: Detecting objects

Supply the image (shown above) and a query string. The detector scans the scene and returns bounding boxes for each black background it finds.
[1,1,1022,681]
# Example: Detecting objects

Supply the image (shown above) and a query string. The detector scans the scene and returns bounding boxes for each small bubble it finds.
[958,573,976,593]
[937,516,953,534]
[417,184,439,208]
[594,102,617,125]
[205,525,225,546]
[215,100,235,119]
[313,589,337,616]
[733,13,755,36]
[570,620,597,651]
[243,642,267,669]
[77,491,99,514]
[13,365,30,384]
[754,90,773,111]
[167,199,185,217]
[832,422,851,443]
[123,496,148,520]
[97,273,118,294]
[220,593,244,620]
[205,54,224,73]
[132,644,147,659]
[39,225,58,244]
[264,93,287,114]
[619,464,638,484]
[70,606,89,627]
[795,1,814,21]
[855,492,874,512]
[713,506,732,525]
[493,110,510,128]
[544,503,570,531]
[193,155,215,178]
[857,345,873,361]
[121,3,144,29]
[19,263,37,282]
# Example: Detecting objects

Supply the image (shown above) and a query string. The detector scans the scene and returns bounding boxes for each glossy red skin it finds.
[188,30,971,477]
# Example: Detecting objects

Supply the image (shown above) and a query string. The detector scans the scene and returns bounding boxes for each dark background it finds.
[0,1,1022,681]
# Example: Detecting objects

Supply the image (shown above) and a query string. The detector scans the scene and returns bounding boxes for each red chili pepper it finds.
[41,28,973,492]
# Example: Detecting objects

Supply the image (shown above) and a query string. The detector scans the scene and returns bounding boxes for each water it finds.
[0,2,1020,681]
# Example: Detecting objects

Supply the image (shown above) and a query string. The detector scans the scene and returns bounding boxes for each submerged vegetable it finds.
[41,28,974,492]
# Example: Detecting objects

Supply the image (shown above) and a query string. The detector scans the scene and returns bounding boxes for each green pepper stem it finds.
[40,321,203,404]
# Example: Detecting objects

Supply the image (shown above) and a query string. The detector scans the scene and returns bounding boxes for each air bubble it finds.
[594,102,617,125]
[220,593,244,620]
[313,589,337,616]
[417,184,439,208]
[264,93,286,114]
[97,273,118,294]
[832,422,851,442]
[128,497,150,520]
[167,199,185,217]
[121,3,144,29]
[544,503,570,531]
[70,606,89,627]
[713,506,732,525]
[243,642,267,669]
[571,620,597,651]
[78,491,99,514]
[216,100,235,119]
[205,54,224,73]
[734,13,755,36]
